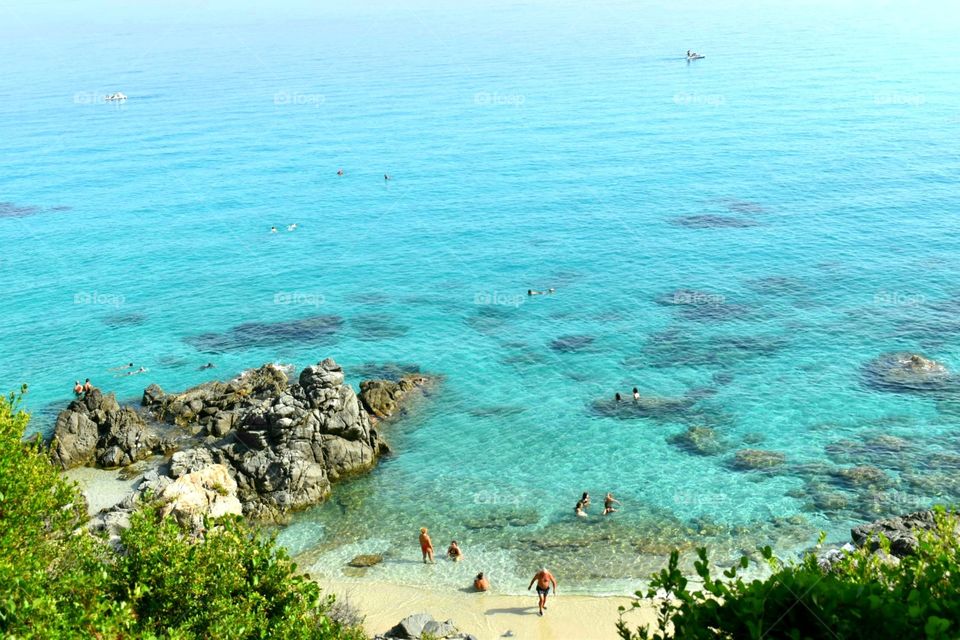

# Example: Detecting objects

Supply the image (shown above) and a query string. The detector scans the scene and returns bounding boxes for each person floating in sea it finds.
[615,392,622,402]
[384,173,391,181]
[199,362,215,370]
[270,226,278,233]
[73,380,83,397]
[419,527,435,564]
[337,168,344,176]
[447,540,463,562]
[83,378,93,393]
[632,387,640,401]
[473,572,490,592]
[108,362,134,371]
[528,567,557,617]
[603,492,621,515]
[125,366,148,376]
[287,223,297,231]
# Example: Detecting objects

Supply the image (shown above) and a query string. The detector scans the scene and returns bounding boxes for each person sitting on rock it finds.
[447,540,463,562]
[474,572,490,591]
[73,380,83,397]
[419,527,435,564]
[83,378,93,393]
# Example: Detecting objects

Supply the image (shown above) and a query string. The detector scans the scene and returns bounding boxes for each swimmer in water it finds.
[287,223,297,231]
[633,387,640,401]
[270,226,278,233]
[447,540,463,562]
[109,362,134,371]
[384,174,391,181]
[615,392,622,402]
[199,362,215,370]
[603,493,621,515]
[126,366,148,376]
[337,168,344,176]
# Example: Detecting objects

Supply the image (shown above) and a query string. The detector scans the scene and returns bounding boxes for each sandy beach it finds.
[320,577,657,640]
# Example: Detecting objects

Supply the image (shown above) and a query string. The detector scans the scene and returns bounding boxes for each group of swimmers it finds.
[109,362,148,378]
[527,288,556,296]
[418,527,559,616]
[334,168,391,180]
[270,224,298,233]
[574,491,621,518]
[614,387,642,403]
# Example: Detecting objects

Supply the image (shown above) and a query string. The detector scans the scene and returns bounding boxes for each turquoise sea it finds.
[3,0,960,593]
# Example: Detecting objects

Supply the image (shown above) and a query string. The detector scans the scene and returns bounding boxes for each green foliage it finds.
[0,389,366,640]
[617,509,960,640]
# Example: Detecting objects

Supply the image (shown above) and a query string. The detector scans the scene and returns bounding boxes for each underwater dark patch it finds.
[670,215,760,229]
[350,314,409,341]
[550,335,596,353]
[185,315,343,353]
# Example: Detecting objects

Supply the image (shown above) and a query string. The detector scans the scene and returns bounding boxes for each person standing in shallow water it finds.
[633,387,640,400]
[528,567,557,616]
[447,540,463,562]
[603,492,621,515]
[419,527,434,563]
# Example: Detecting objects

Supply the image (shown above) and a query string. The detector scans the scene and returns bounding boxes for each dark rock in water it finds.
[670,214,760,229]
[0,201,42,218]
[642,332,788,367]
[830,465,890,489]
[668,426,727,456]
[712,371,735,386]
[102,312,148,328]
[746,276,809,296]
[467,406,526,418]
[350,314,410,341]
[352,362,421,381]
[729,449,786,471]
[591,394,696,420]
[851,510,945,557]
[185,315,343,352]
[550,335,595,353]
[359,374,431,419]
[50,389,162,469]
[723,199,767,214]
[465,305,514,334]
[863,352,954,393]
[347,554,383,568]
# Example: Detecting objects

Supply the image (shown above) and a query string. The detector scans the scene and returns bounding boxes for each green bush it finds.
[617,509,960,640]
[0,388,365,640]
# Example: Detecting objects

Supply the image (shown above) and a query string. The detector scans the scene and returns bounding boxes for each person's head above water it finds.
[581,492,589,500]
[420,527,427,534]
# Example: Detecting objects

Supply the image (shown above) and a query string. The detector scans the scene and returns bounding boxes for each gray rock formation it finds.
[359,375,430,419]
[850,509,943,557]
[863,352,955,392]
[50,389,162,469]
[376,613,476,640]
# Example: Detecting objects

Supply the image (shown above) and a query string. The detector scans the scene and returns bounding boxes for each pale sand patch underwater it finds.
[64,465,141,515]
[320,577,656,640]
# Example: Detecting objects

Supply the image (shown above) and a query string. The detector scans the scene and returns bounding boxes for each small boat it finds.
[686,54,705,60]
[105,92,127,101]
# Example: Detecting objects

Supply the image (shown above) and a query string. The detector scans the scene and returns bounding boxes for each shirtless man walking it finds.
[528,567,557,616]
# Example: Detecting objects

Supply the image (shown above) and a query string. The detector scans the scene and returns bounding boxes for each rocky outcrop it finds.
[668,426,726,456]
[50,389,163,469]
[863,352,954,392]
[157,464,243,529]
[142,364,290,436]
[376,613,476,640]
[359,374,430,419]
[850,510,944,557]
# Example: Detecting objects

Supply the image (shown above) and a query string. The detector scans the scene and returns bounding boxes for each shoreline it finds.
[319,576,656,640]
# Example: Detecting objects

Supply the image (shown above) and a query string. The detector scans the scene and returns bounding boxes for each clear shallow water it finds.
[3,0,960,594]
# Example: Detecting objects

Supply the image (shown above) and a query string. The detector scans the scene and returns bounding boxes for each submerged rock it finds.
[729,449,786,471]
[359,374,431,420]
[668,426,726,456]
[550,335,596,353]
[863,352,954,393]
[830,465,890,489]
[591,394,696,420]
[50,389,162,469]
[185,315,343,352]
[670,214,760,229]
[347,554,384,568]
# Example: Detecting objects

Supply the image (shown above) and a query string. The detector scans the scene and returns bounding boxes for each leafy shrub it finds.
[0,389,366,640]
[617,509,960,640]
